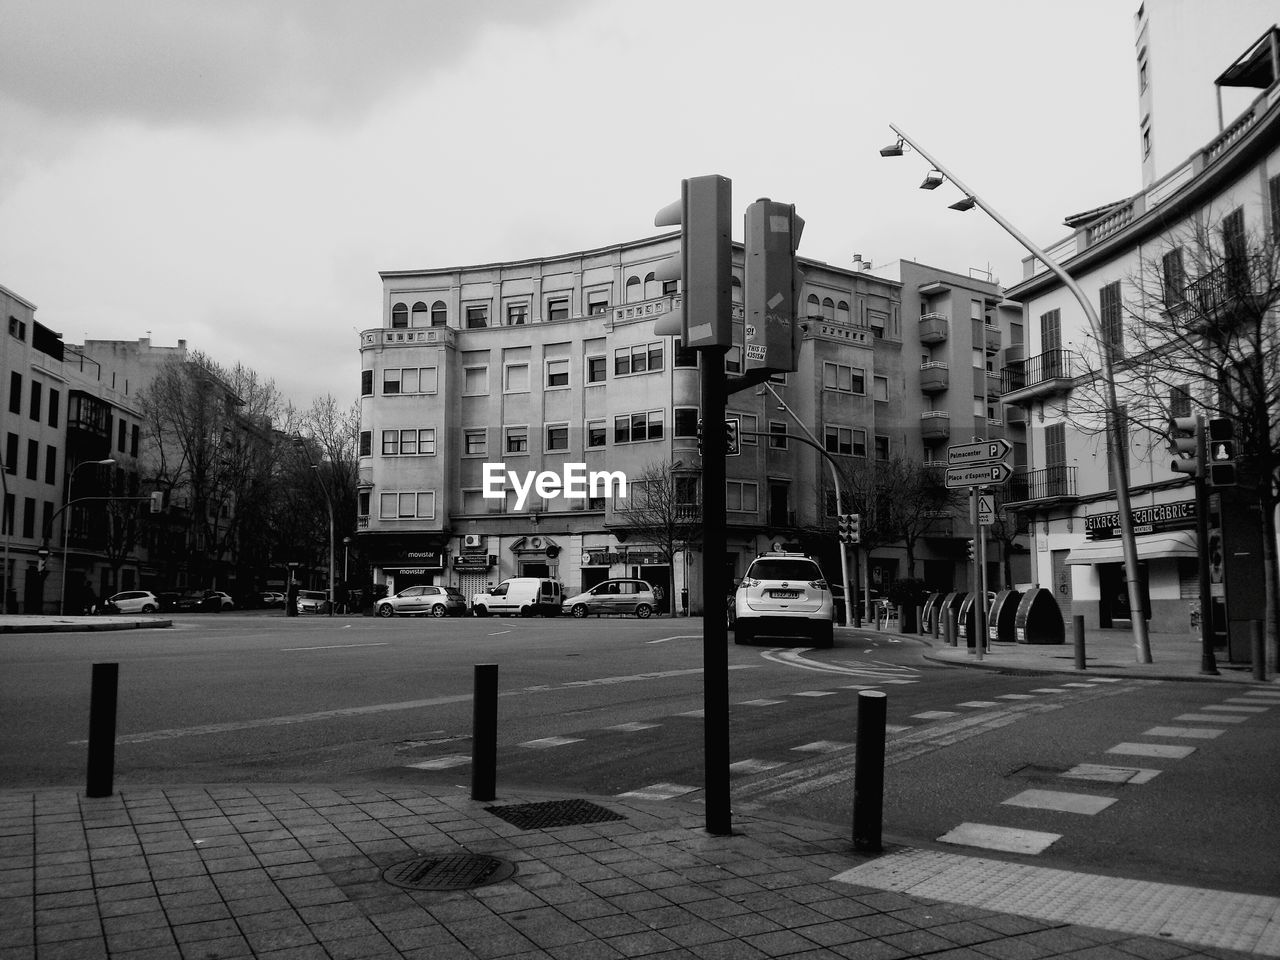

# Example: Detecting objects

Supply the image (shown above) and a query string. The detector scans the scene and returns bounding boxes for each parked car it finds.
[563,579,656,619]
[296,590,329,614]
[376,585,468,618]
[103,590,160,614]
[200,591,235,612]
[471,578,562,617]
[157,592,202,612]
[259,591,286,608]
[731,551,834,648]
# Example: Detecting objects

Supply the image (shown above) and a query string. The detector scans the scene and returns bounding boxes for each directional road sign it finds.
[946,462,1012,488]
[948,438,1013,466]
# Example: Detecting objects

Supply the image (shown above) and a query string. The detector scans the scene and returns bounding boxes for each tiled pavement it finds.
[2,783,1277,960]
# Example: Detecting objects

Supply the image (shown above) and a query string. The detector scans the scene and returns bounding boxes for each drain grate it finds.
[382,852,516,891]
[486,798,625,830]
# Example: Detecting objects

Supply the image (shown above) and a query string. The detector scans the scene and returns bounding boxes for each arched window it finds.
[411,302,428,326]
[625,276,642,303]
[430,301,447,326]
[806,294,820,318]
[731,276,743,303]
[836,300,851,324]
[391,303,408,328]
[822,297,835,321]
[644,272,660,299]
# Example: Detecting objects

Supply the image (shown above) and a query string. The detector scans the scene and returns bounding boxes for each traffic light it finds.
[696,418,703,457]
[1169,415,1203,478]
[967,539,976,561]
[838,513,861,544]
[652,175,732,348]
[149,491,164,514]
[1206,418,1236,486]
[725,418,740,457]
[742,198,804,381]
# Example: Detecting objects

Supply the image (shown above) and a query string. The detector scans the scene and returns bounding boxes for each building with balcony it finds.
[1001,19,1280,637]
[359,241,1028,611]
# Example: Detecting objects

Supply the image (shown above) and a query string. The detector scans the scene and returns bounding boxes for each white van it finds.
[471,578,563,617]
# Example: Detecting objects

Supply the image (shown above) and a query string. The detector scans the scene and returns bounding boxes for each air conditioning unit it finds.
[463,534,483,548]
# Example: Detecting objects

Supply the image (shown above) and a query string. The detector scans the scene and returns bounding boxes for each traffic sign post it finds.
[945,462,1011,488]
[949,441,1007,662]
[948,438,1012,466]
[976,493,995,526]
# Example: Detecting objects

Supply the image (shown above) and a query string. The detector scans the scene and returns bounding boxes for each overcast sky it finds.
[1,0,1150,406]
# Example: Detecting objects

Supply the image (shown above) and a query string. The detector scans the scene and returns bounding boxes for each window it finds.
[130,425,139,457]
[361,370,373,396]
[613,411,664,443]
[1162,248,1186,308]
[625,276,641,302]
[382,369,402,395]
[674,407,699,438]
[464,430,487,456]
[45,445,56,484]
[1045,423,1066,468]
[546,423,569,451]
[506,303,528,326]
[1170,385,1191,419]
[430,301,448,326]
[8,316,26,341]
[465,304,488,328]
[464,366,489,395]
[587,356,606,384]
[29,381,41,422]
[586,420,606,448]
[381,430,398,455]
[1099,280,1123,359]
[392,367,437,394]
[739,413,758,445]
[1040,308,1061,351]
[48,389,59,428]
[822,362,864,394]
[382,429,436,456]
[1270,173,1280,242]
[587,292,609,315]
[825,425,853,455]
[22,497,34,538]
[546,358,569,388]
[117,419,127,452]
[768,421,787,449]
[547,297,569,322]
[0,493,10,536]
[391,303,408,328]
[4,434,16,474]
[411,302,428,326]
[873,376,888,402]
[726,480,758,513]
[868,310,887,338]
[806,293,820,318]
[505,426,528,454]
[504,363,529,393]
[1222,207,1247,291]
[26,439,38,480]
[9,372,20,415]
[614,342,663,376]
[874,435,890,460]
[674,338,697,368]
[359,431,372,457]
[379,491,435,520]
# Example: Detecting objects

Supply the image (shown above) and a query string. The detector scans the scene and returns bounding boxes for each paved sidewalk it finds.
[0,615,172,634]
[2,783,1278,960]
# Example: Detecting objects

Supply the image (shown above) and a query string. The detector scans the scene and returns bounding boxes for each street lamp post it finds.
[760,383,854,628]
[0,454,11,614]
[881,124,1151,663]
[61,459,116,615]
[294,438,335,617]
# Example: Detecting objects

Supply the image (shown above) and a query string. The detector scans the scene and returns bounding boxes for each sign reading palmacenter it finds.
[1084,499,1196,541]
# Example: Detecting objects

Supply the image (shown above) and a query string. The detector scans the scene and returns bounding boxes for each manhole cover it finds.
[382,853,516,891]
[486,798,625,830]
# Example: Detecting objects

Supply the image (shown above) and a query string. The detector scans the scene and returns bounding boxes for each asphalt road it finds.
[3,612,1276,896]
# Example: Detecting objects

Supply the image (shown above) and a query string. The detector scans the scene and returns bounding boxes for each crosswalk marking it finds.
[1225,697,1275,706]
[738,698,784,706]
[997,694,1034,700]
[1061,763,1160,784]
[957,700,999,708]
[793,690,836,698]
[937,822,1061,855]
[519,736,584,749]
[1206,703,1268,712]
[1002,789,1117,815]
[606,722,660,732]
[1108,742,1195,759]
[1173,712,1248,723]
[616,782,698,801]
[1141,725,1225,739]
[406,755,469,770]
[730,758,785,775]
[792,740,853,753]
[911,710,958,720]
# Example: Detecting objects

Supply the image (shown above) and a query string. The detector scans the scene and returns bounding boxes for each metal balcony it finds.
[1004,465,1078,507]
[1000,348,1078,403]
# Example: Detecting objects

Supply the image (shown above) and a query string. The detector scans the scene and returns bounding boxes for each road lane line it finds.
[280,642,390,651]
[646,634,701,644]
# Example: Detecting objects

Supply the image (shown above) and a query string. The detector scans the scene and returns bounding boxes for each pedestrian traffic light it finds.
[725,418,740,457]
[696,418,703,457]
[149,491,164,513]
[1169,415,1203,478]
[966,539,975,561]
[652,175,732,348]
[742,197,804,381]
[1206,418,1236,487]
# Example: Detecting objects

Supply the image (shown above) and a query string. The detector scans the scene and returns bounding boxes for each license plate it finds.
[770,590,800,599]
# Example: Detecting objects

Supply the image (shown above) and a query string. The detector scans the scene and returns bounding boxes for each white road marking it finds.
[792,740,853,753]
[738,698,784,706]
[793,690,836,698]
[677,709,704,718]
[997,694,1034,700]
[762,648,921,683]
[488,630,512,636]
[1225,698,1275,707]
[1141,725,1225,739]
[519,736,583,749]
[646,634,701,644]
[1062,763,1161,784]
[729,759,785,774]
[957,701,999,708]
[1030,688,1068,694]
[1002,789,1117,815]
[406,756,469,770]
[1108,742,1196,758]
[1173,712,1248,723]
[606,722,659,732]
[1206,703,1268,712]
[936,823,1061,855]
[616,783,698,801]
[280,642,390,651]
[832,848,1280,956]
[911,710,958,720]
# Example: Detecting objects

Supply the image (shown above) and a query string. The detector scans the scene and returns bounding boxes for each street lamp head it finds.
[948,196,977,212]
[879,139,905,158]
[919,169,945,190]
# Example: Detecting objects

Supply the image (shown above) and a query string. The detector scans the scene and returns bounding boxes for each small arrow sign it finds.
[948,438,1013,466]
[946,462,1012,488]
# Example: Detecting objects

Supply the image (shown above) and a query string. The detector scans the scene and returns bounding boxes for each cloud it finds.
[0,0,587,126]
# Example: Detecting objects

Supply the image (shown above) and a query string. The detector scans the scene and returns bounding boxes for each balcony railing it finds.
[918,312,948,344]
[360,326,455,348]
[1006,465,1077,505]
[920,410,951,441]
[1000,348,1077,399]
[919,361,949,393]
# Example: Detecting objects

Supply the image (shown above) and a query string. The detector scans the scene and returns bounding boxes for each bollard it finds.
[1251,620,1266,682]
[471,664,498,801]
[1073,615,1087,671]
[932,607,940,640]
[915,605,924,637]
[943,610,954,647]
[86,663,119,798]
[852,690,887,852]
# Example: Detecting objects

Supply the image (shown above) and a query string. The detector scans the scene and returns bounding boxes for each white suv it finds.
[731,552,834,648]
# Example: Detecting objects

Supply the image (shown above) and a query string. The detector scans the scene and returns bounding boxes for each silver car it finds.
[563,578,657,619]
[376,585,468,618]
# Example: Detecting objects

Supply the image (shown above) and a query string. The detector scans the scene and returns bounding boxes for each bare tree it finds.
[292,396,362,597]
[614,460,702,616]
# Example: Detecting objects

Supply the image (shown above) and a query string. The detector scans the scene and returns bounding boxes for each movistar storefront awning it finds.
[1064,531,1198,565]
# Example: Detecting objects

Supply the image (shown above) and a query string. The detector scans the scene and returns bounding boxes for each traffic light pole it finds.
[1193,429,1219,675]
[700,347,732,837]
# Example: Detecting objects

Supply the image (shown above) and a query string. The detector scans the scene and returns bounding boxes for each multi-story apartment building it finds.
[359,238,1024,613]
[1002,22,1279,645]
[3,286,147,613]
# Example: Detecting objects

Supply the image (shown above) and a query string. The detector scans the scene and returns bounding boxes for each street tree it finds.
[613,460,702,616]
